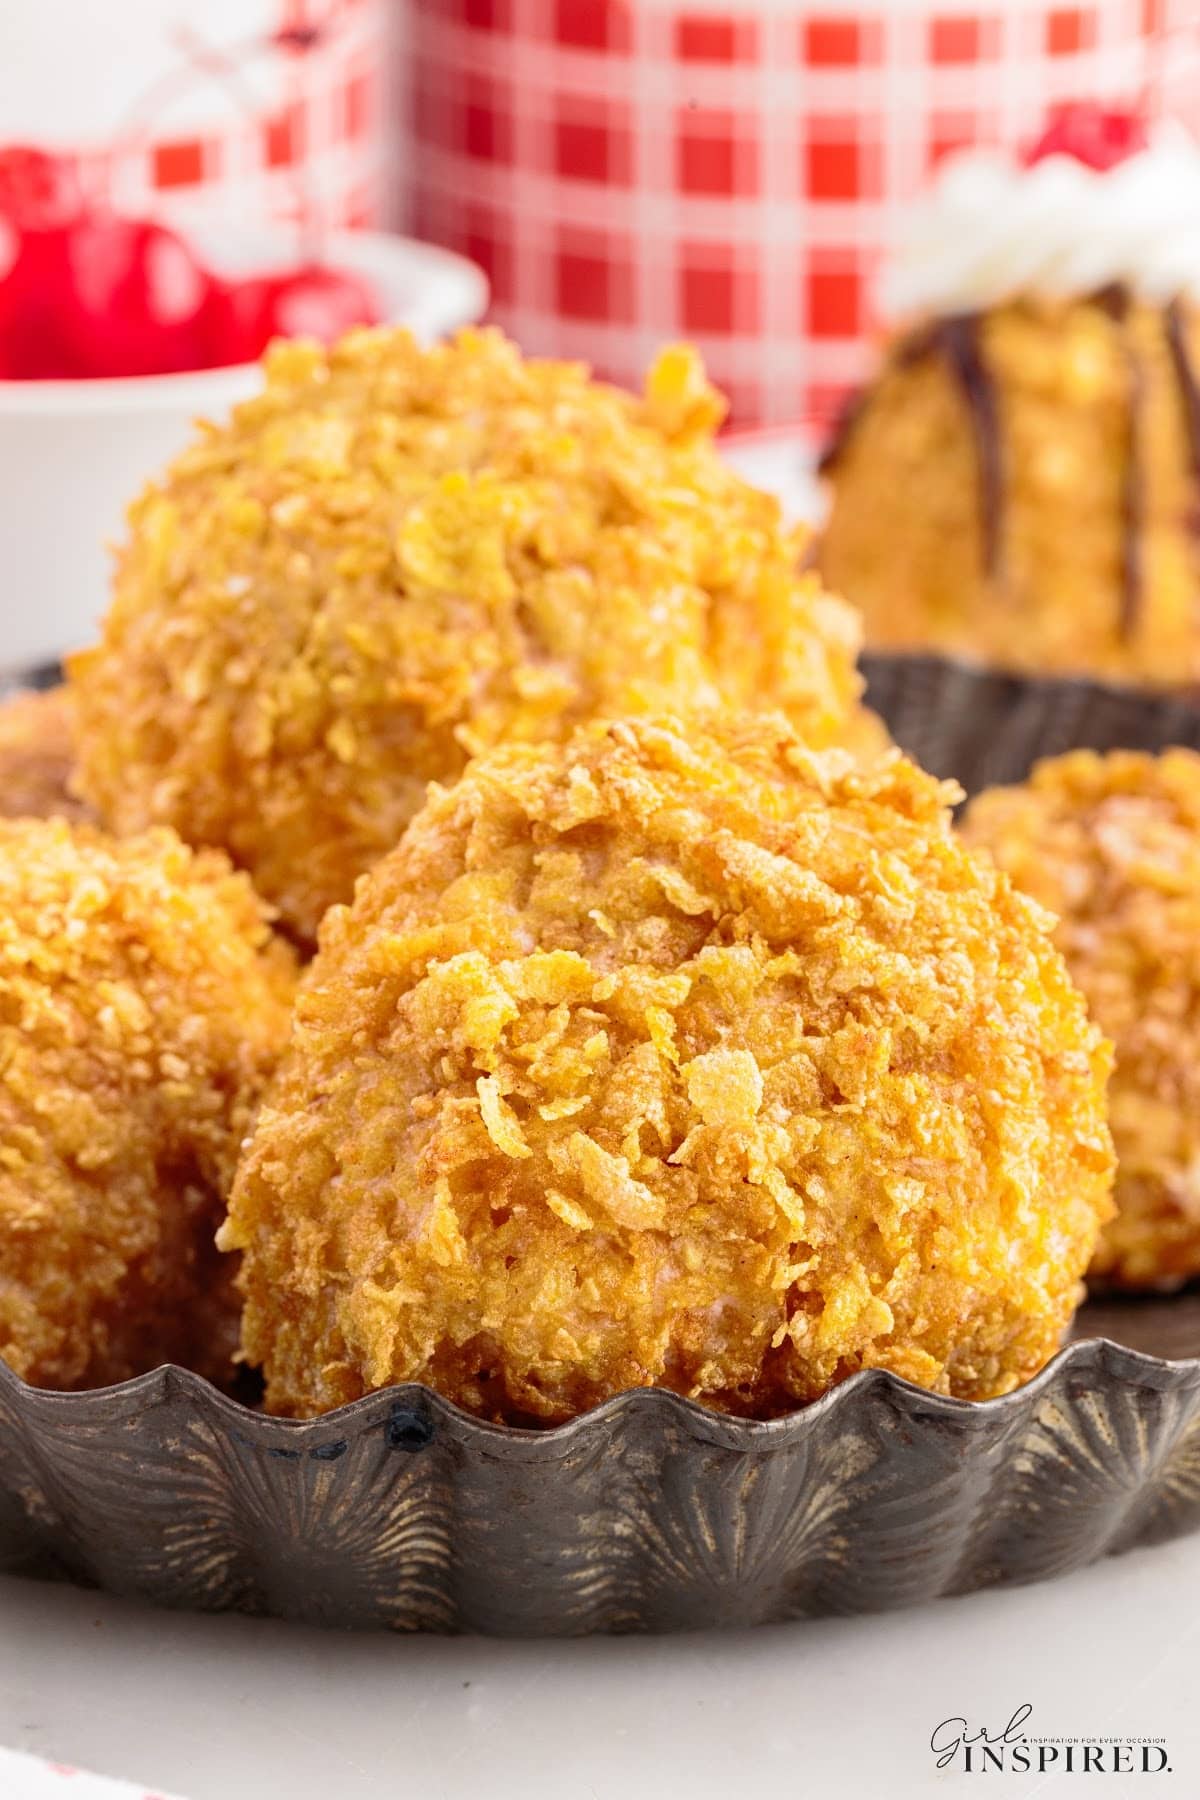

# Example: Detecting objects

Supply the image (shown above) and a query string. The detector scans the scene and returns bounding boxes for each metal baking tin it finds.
[861,651,1200,798]
[1,1324,1198,1634]
[2,653,1200,1634]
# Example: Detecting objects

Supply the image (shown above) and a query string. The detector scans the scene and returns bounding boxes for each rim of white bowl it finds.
[0,230,489,418]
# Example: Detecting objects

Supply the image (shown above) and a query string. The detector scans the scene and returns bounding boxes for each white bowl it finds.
[0,230,489,672]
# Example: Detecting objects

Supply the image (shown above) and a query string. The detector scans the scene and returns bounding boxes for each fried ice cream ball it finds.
[70,327,875,944]
[0,818,295,1390]
[224,713,1113,1422]
[0,688,90,823]
[820,297,1200,687]
[964,748,1200,1289]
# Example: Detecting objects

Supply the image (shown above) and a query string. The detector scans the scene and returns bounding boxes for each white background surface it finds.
[1,1531,1197,1799]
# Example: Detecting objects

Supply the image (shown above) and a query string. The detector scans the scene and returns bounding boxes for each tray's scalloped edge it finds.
[4,1330,1200,1635]
[5,1327,1200,1450]
[859,650,1200,798]
[5,651,1200,1632]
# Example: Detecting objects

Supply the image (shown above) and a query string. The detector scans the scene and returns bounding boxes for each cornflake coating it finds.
[0,819,295,1390]
[964,749,1200,1289]
[821,297,1200,686]
[0,688,90,823]
[225,713,1113,1422]
[70,328,875,944]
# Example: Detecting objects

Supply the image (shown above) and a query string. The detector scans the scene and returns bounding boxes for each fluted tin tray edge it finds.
[3,1327,1200,1636]
[5,651,1200,1634]
[861,649,1200,797]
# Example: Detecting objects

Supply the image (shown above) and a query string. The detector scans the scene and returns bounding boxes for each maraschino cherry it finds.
[0,144,81,230]
[0,146,86,378]
[0,139,380,381]
[207,262,381,369]
[1023,102,1149,173]
[64,217,218,378]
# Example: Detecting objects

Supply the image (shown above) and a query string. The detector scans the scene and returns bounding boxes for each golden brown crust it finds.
[0,688,90,824]
[70,329,873,945]
[225,712,1113,1421]
[821,297,1200,687]
[0,818,296,1390]
[964,748,1200,1288]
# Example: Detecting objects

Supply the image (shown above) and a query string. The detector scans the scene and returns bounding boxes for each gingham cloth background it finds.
[404,0,1200,428]
[6,0,388,238]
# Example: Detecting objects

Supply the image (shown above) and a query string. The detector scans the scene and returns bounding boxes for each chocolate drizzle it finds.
[818,324,936,477]
[935,315,1004,578]
[820,292,1200,647]
[820,317,1003,576]
[1166,297,1200,499]
[820,324,942,478]
[816,387,872,478]
[1095,284,1144,640]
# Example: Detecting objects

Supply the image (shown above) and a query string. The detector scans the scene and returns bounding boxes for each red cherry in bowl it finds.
[1023,102,1149,173]
[1,128,382,381]
[0,144,81,232]
[0,226,82,378]
[61,216,218,378]
[0,145,89,378]
[208,263,380,366]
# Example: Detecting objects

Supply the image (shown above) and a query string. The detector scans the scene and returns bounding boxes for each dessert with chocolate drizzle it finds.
[819,104,1200,689]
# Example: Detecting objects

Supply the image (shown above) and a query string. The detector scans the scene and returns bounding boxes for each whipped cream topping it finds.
[880,125,1200,322]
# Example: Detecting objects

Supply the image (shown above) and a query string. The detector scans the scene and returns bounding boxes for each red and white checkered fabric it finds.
[7,0,388,237]
[404,0,1200,428]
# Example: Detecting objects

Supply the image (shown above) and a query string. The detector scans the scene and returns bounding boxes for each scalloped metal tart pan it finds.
[3,654,1200,1634]
[860,650,1200,796]
[1,1305,1199,1634]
